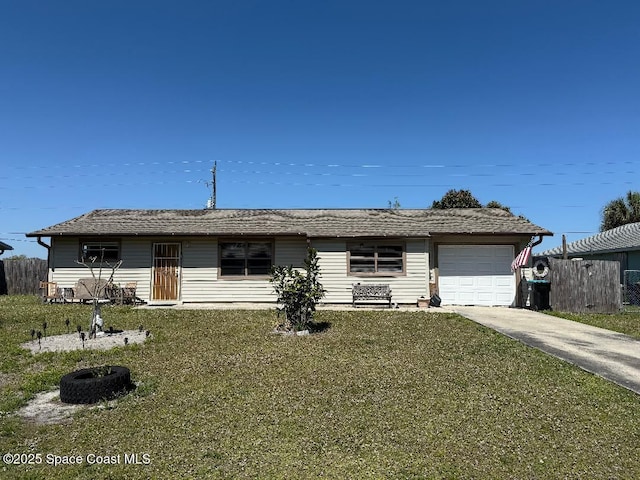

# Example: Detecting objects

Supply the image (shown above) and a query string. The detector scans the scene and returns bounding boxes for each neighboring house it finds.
[26,208,551,307]
[537,222,640,282]
[0,241,13,256]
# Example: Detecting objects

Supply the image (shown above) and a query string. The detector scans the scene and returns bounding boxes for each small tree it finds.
[75,249,122,337]
[431,189,482,209]
[270,248,326,332]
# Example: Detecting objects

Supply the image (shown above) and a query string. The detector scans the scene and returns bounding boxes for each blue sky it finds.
[1,0,639,258]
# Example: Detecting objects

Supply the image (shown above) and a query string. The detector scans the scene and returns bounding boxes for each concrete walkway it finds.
[445,306,640,395]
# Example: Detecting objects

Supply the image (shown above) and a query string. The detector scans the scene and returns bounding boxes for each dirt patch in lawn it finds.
[14,331,149,424]
[20,330,149,354]
[17,390,83,425]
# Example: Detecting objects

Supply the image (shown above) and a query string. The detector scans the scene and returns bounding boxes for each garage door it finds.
[438,245,515,306]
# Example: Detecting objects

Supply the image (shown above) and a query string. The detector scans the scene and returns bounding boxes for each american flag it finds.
[511,245,532,272]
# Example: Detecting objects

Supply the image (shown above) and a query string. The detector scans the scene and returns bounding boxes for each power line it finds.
[221,159,638,169]
[0,236,38,244]
[0,165,635,188]
[0,157,637,174]
[0,177,634,196]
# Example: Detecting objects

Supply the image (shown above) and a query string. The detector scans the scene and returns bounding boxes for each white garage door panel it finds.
[478,293,495,303]
[459,293,475,303]
[439,245,515,306]
[496,293,514,303]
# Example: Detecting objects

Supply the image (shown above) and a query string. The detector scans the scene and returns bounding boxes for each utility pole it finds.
[206,161,217,209]
[212,161,217,209]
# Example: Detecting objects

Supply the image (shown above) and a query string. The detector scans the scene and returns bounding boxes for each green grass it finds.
[544,308,640,339]
[1,296,639,479]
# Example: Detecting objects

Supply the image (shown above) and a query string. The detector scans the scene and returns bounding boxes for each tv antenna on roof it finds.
[204,161,217,209]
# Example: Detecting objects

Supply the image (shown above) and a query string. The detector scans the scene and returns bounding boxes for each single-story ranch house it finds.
[27,208,552,307]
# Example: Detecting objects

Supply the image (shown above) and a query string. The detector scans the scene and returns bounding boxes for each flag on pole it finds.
[511,245,532,272]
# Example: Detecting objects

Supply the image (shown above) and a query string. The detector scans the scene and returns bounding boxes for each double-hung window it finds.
[220,241,273,277]
[348,242,405,275]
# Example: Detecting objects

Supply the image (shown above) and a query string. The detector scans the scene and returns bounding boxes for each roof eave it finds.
[28,230,552,237]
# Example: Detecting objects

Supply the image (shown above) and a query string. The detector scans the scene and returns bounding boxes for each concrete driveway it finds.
[446,306,640,395]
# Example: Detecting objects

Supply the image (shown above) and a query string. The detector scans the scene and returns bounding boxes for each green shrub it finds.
[270,248,326,332]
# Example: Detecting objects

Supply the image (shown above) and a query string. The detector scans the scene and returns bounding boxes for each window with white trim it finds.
[348,242,405,275]
[80,241,120,262]
[220,241,273,277]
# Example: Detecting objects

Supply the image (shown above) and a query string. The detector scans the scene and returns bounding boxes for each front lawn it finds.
[545,308,640,339]
[1,296,639,479]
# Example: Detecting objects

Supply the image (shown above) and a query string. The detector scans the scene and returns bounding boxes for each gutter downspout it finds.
[37,236,53,276]
[530,235,544,249]
[37,236,51,251]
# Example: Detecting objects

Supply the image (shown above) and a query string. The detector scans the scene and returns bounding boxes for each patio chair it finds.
[40,281,62,303]
[122,282,138,304]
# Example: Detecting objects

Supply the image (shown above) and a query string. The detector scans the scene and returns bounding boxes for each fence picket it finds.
[548,258,621,313]
[1,258,48,295]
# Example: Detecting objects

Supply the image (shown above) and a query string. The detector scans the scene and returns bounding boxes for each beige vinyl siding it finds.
[48,237,88,289]
[401,239,431,302]
[49,237,153,301]
[309,239,348,303]
[207,278,275,303]
[190,236,308,303]
[312,238,430,304]
[180,239,218,302]
[48,235,430,304]
[46,236,308,304]
[274,237,308,267]
[116,238,153,301]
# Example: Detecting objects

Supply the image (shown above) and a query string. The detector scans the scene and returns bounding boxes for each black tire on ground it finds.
[60,366,132,404]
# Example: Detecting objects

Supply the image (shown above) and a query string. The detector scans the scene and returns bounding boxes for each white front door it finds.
[438,245,515,306]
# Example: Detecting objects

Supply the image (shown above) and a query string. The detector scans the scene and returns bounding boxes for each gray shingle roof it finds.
[26,208,552,238]
[538,222,640,256]
[0,241,13,251]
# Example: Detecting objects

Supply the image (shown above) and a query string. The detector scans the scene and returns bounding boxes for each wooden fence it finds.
[0,258,48,295]
[548,258,621,313]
